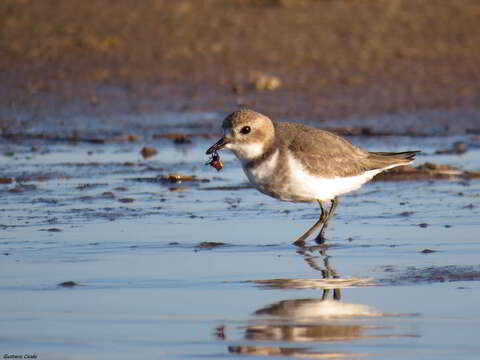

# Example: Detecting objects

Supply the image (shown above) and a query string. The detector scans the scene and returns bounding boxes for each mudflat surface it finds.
[1,117,480,359]
[2,1,480,359]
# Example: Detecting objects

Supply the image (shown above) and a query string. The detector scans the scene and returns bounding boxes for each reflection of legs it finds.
[315,197,339,244]
[293,201,327,246]
[323,255,341,300]
[321,287,341,300]
[298,248,341,301]
[321,288,341,300]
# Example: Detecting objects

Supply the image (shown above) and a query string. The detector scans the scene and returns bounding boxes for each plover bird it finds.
[206,109,419,246]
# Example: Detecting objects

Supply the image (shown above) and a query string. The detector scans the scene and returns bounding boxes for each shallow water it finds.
[1,116,480,360]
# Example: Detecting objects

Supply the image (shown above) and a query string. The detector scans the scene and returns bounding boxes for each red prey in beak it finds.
[205,137,229,171]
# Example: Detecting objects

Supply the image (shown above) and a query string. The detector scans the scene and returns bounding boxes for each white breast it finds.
[242,150,280,185]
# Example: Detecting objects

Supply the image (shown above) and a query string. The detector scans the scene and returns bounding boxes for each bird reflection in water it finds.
[250,246,374,291]
[218,248,416,358]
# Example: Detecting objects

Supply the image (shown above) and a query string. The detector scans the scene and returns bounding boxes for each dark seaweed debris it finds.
[195,242,228,249]
[129,173,210,184]
[58,281,80,287]
[383,265,480,285]
[374,163,480,181]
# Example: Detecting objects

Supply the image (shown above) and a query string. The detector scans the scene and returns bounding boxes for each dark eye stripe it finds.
[240,126,251,135]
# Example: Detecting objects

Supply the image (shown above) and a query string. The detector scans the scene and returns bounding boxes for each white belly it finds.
[284,153,393,201]
[241,151,402,202]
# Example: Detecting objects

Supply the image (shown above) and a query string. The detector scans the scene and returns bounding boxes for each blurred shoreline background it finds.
[1,0,480,128]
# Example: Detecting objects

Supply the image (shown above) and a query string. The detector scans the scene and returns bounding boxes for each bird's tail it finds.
[365,150,420,170]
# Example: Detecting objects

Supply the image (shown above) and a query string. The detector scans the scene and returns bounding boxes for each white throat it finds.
[226,142,265,162]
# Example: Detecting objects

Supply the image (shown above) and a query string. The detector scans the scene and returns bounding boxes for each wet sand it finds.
[1,114,480,359]
[2,1,480,358]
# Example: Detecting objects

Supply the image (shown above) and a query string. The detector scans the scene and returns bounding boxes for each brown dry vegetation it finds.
[1,0,480,122]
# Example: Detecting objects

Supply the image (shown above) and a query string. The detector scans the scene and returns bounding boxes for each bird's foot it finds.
[314,232,326,245]
[293,238,306,247]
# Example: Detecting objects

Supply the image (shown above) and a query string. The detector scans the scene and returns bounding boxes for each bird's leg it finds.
[293,201,326,246]
[315,197,339,244]
[319,200,328,223]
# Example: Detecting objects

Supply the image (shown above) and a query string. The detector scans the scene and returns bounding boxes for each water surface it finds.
[1,115,480,359]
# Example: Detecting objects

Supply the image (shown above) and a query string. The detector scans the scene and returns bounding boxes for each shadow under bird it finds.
[206,109,419,246]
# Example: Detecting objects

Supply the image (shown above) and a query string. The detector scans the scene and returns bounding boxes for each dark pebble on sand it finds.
[9,184,37,193]
[420,249,436,254]
[76,183,107,190]
[453,141,467,153]
[140,146,158,159]
[196,241,227,249]
[215,325,226,340]
[174,137,193,145]
[33,198,59,204]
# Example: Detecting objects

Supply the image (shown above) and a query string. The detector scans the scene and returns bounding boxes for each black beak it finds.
[206,137,229,155]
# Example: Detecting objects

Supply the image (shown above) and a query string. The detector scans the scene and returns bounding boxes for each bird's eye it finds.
[240,126,251,135]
